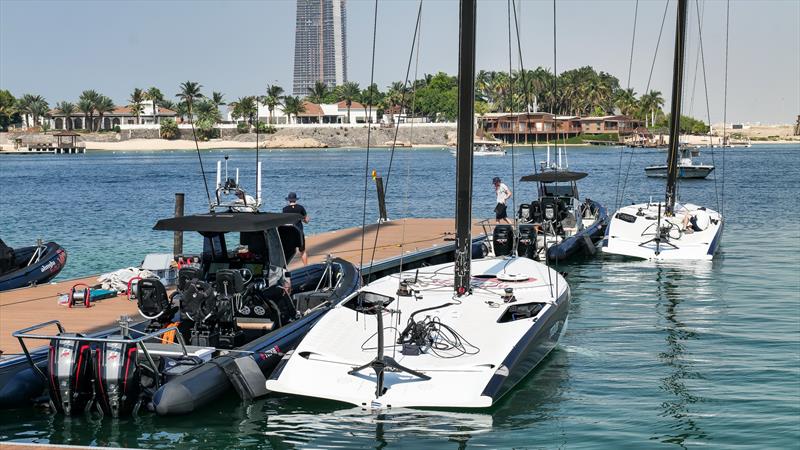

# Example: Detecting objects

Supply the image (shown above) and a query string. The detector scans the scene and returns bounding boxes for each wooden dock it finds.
[0,218,486,356]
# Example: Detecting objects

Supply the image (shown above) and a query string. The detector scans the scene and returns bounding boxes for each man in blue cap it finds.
[282,192,309,265]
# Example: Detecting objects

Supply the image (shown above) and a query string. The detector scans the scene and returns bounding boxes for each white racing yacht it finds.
[603,0,723,261]
[266,0,570,410]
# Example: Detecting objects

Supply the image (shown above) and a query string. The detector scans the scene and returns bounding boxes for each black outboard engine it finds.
[137,278,176,331]
[493,225,514,256]
[541,198,567,235]
[518,204,532,224]
[48,334,93,415]
[177,267,202,291]
[517,224,538,259]
[181,280,219,347]
[215,269,246,348]
[93,338,141,417]
[529,200,543,224]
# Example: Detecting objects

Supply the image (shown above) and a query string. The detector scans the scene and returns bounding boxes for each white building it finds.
[227,100,377,125]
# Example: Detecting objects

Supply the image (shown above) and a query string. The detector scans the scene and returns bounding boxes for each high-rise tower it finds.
[293,0,347,97]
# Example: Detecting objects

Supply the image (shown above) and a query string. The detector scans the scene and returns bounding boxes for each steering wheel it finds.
[238,268,253,284]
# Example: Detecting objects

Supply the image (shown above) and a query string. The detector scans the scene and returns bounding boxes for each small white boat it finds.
[449,140,505,156]
[645,147,714,179]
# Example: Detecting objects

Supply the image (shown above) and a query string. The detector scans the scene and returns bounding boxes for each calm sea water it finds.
[1,145,798,449]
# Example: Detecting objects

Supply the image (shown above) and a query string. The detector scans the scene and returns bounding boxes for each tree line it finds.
[0,65,710,134]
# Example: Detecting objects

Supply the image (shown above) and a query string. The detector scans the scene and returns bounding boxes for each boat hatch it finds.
[343,291,394,313]
[498,302,545,323]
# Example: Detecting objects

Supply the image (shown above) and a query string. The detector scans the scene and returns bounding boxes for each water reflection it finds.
[652,263,715,448]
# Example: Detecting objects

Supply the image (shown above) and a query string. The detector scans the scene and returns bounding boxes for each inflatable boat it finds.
[0,240,67,292]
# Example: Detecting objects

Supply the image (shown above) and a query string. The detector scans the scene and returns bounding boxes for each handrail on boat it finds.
[13,320,188,389]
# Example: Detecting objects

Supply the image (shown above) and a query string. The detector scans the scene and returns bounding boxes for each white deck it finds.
[603,202,723,260]
[266,257,568,409]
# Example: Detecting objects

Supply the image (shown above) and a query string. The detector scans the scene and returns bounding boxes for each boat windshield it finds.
[542,183,578,199]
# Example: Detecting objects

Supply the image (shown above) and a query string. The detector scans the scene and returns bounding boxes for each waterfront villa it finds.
[43,100,177,131]
[478,112,642,143]
[227,100,378,125]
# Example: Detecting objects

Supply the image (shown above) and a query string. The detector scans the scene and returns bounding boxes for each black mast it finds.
[454,0,476,296]
[665,0,688,215]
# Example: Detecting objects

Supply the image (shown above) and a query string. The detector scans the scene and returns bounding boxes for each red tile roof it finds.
[298,101,323,116]
[337,100,365,110]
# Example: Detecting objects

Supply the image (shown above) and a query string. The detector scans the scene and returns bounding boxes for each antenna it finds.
[256,162,262,205]
[215,161,222,190]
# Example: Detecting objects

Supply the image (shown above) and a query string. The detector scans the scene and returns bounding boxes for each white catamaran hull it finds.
[602,202,723,260]
[266,257,569,409]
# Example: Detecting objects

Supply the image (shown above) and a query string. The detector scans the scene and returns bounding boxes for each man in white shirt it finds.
[232,190,258,212]
[492,176,512,224]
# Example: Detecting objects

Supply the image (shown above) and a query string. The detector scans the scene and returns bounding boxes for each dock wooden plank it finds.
[0,218,485,356]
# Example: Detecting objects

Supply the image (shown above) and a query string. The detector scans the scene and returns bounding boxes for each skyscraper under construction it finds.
[293,0,347,97]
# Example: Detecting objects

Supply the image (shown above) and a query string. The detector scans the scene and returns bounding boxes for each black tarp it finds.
[520,171,588,183]
[153,213,301,232]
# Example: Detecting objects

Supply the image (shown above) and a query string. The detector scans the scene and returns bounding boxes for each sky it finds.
[1,0,798,124]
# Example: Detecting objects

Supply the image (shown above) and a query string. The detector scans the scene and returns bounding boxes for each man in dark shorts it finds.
[492,177,512,224]
[282,192,310,265]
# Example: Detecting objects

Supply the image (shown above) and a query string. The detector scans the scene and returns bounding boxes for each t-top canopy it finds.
[153,212,301,232]
[520,170,588,183]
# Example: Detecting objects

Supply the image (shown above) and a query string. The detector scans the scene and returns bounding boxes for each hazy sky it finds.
[1,0,797,124]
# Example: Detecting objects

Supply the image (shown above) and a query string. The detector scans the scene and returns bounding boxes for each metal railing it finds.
[13,320,188,389]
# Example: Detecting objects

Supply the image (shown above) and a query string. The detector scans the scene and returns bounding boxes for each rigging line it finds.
[693,0,720,212]
[552,0,559,295]
[511,0,537,174]
[615,0,639,211]
[392,9,423,359]
[687,0,704,118]
[189,100,213,209]
[619,0,670,207]
[358,0,380,280]
[255,101,259,192]
[507,0,517,234]
[365,0,424,283]
[721,0,729,216]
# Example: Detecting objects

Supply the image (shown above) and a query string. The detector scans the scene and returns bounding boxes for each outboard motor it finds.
[529,200,543,223]
[177,267,202,291]
[215,269,246,348]
[541,198,567,235]
[137,278,176,330]
[492,225,514,256]
[517,224,538,259]
[518,204,532,223]
[93,338,140,417]
[48,334,93,415]
[181,280,219,347]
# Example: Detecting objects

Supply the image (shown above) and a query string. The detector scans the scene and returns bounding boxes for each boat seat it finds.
[236,317,275,332]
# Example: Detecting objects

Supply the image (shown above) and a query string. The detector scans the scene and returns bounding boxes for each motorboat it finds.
[0,239,67,291]
[604,0,723,261]
[645,146,714,179]
[266,0,569,410]
[500,148,607,262]
[449,139,506,156]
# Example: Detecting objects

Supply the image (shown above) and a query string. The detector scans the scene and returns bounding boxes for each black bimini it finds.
[520,171,588,183]
[153,212,301,232]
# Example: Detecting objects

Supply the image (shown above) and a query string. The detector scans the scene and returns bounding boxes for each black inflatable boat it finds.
[0,239,67,292]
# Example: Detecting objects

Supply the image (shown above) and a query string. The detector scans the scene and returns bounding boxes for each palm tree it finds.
[77,99,93,130]
[176,81,204,123]
[79,90,100,131]
[130,102,144,125]
[129,88,145,124]
[282,96,305,124]
[642,90,664,128]
[144,87,164,122]
[159,99,177,112]
[264,84,284,124]
[195,99,221,124]
[615,88,638,116]
[17,94,47,128]
[307,81,328,104]
[95,95,115,130]
[54,101,76,130]
[336,81,361,123]
[30,100,49,129]
[230,96,257,129]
